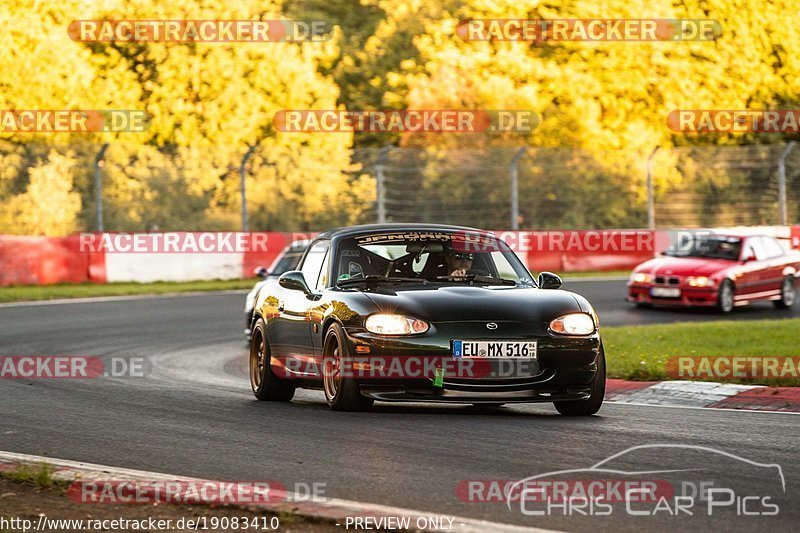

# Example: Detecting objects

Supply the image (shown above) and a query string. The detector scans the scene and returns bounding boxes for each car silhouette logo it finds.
[486,322,498,330]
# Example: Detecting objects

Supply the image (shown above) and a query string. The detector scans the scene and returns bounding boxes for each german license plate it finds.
[650,287,681,298]
[453,340,537,359]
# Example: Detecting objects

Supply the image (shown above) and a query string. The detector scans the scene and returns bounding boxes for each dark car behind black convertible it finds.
[249,224,605,415]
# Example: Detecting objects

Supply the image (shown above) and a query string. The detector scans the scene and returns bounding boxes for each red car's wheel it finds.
[717,280,735,313]
[774,276,797,309]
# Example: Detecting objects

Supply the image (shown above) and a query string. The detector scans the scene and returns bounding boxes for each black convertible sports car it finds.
[249,224,605,414]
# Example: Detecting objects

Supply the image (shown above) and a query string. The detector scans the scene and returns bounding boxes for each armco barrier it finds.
[1,227,798,286]
[242,232,316,278]
[82,232,297,283]
[0,235,102,286]
[516,230,657,273]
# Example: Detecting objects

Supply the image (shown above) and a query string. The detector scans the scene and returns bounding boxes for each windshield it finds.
[334,231,533,285]
[269,250,305,276]
[663,236,742,260]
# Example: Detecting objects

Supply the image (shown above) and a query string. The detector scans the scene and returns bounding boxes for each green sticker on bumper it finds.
[433,367,444,388]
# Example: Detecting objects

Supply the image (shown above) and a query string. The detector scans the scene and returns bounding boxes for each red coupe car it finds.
[628,234,800,313]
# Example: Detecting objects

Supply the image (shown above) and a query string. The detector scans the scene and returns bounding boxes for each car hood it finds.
[361,285,583,323]
[638,256,734,277]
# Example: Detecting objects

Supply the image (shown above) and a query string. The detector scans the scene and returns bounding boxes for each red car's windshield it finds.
[663,237,742,261]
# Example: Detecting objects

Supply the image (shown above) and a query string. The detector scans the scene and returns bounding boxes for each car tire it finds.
[245,311,254,343]
[322,323,374,412]
[554,345,605,416]
[773,276,797,309]
[717,279,735,314]
[249,319,295,402]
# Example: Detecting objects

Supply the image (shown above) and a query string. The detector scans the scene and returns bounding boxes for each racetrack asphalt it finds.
[1,282,798,532]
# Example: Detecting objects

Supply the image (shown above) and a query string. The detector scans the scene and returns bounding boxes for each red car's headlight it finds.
[631,272,652,284]
[687,276,714,287]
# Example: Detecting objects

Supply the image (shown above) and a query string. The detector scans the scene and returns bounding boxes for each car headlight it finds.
[549,313,596,335]
[365,314,429,335]
[687,276,713,287]
[631,272,651,284]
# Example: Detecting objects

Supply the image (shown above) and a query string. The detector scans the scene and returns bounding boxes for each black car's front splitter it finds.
[358,385,592,403]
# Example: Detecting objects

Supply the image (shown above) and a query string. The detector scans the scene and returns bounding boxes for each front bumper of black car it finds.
[342,321,601,403]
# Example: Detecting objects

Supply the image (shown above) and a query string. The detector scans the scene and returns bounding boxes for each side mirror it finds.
[538,271,562,290]
[254,266,270,279]
[741,250,756,263]
[279,270,311,294]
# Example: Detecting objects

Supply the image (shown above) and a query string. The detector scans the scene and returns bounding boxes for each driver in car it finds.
[446,250,474,276]
[422,248,476,278]
[716,241,738,260]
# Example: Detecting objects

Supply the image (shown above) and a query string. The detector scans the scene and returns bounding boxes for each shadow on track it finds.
[238,394,610,423]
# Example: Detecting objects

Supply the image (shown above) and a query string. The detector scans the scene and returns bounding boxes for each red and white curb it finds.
[0,451,555,533]
[606,379,800,412]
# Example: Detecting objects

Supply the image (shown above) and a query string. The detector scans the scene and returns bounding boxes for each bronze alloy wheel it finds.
[250,330,266,392]
[249,320,295,402]
[323,344,342,400]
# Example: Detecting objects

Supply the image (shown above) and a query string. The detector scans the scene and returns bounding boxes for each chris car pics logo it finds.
[505,444,784,517]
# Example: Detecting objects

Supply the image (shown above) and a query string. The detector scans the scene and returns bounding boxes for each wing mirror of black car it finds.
[254,266,270,279]
[538,271,562,289]
[279,270,311,294]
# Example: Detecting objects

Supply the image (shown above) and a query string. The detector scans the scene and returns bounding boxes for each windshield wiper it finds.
[434,275,516,286]
[337,275,427,287]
